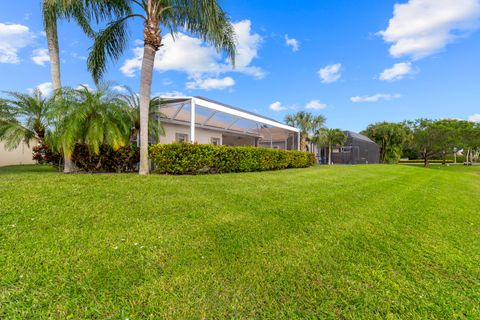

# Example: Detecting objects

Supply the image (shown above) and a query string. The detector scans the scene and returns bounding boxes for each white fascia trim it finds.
[192,97,300,133]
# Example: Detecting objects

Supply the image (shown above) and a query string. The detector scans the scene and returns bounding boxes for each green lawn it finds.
[1,165,479,319]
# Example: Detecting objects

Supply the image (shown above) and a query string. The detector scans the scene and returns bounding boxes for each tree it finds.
[41,0,128,172]
[361,122,410,164]
[285,111,326,152]
[408,119,444,167]
[315,128,347,165]
[0,90,54,150]
[49,84,132,159]
[87,0,237,175]
[120,87,165,144]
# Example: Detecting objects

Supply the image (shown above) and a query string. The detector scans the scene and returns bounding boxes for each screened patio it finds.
[157,96,300,150]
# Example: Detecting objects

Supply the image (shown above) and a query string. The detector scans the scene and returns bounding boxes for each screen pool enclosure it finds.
[320,131,380,164]
[157,96,301,150]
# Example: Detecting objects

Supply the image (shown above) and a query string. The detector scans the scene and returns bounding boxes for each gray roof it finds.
[344,131,376,144]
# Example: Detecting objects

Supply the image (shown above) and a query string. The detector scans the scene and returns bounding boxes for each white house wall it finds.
[160,123,223,145]
[0,141,36,167]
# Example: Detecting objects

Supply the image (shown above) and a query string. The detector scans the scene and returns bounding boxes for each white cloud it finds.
[27,82,53,96]
[305,100,327,110]
[76,84,93,92]
[31,48,50,66]
[0,23,35,64]
[469,114,480,122]
[186,76,235,91]
[318,63,342,83]
[285,34,299,52]
[156,91,185,98]
[379,62,414,81]
[350,93,401,103]
[269,101,286,111]
[112,85,128,94]
[121,20,264,86]
[379,0,480,59]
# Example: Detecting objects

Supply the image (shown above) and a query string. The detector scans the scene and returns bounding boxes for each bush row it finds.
[34,143,139,173]
[71,144,139,173]
[149,143,315,174]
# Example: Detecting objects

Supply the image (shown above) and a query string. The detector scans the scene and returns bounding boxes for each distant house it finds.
[1,97,301,167]
[0,141,36,167]
[158,96,301,150]
[319,131,380,164]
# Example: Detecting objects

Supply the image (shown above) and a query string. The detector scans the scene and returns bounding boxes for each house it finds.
[1,97,300,167]
[319,131,380,164]
[157,96,300,150]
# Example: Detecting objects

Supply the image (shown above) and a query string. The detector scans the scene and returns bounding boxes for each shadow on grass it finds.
[0,165,57,175]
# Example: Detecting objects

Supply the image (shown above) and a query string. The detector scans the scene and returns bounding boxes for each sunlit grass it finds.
[1,164,479,318]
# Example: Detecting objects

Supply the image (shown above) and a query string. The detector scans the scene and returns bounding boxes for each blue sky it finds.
[1,0,480,131]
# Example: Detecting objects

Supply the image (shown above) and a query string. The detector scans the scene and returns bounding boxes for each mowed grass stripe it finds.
[0,165,479,319]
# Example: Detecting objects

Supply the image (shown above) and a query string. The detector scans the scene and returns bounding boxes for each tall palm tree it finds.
[120,87,165,144]
[41,0,129,172]
[285,111,325,152]
[0,90,53,150]
[87,0,237,174]
[50,84,132,160]
[316,128,347,165]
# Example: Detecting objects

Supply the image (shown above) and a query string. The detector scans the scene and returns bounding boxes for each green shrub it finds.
[71,144,139,173]
[149,143,315,174]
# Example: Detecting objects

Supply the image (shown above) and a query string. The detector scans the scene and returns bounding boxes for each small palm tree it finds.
[87,0,237,175]
[285,111,326,152]
[42,0,129,172]
[120,87,165,144]
[315,128,347,165]
[50,84,132,162]
[0,90,53,150]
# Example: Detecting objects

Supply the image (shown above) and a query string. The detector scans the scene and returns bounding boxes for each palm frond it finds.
[87,16,133,83]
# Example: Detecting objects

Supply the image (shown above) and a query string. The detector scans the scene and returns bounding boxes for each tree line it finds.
[284,111,480,167]
[361,119,480,166]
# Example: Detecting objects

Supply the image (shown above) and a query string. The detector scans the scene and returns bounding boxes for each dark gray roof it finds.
[344,131,376,144]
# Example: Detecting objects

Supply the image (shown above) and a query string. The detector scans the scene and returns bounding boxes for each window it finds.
[211,137,221,146]
[175,133,189,143]
[341,147,352,153]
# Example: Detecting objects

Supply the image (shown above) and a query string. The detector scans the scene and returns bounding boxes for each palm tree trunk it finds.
[138,44,156,175]
[46,14,62,91]
[328,143,332,165]
[300,135,306,152]
[46,16,75,173]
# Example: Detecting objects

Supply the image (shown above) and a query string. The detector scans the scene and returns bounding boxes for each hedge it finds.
[71,144,139,173]
[149,143,316,174]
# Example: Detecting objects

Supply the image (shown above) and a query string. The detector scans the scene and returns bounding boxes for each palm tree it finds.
[87,0,237,175]
[285,111,326,152]
[316,128,347,165]
[50,84,132,161]
[41,0,128,172]
[0,90,53,150]
[120,87,165,145]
